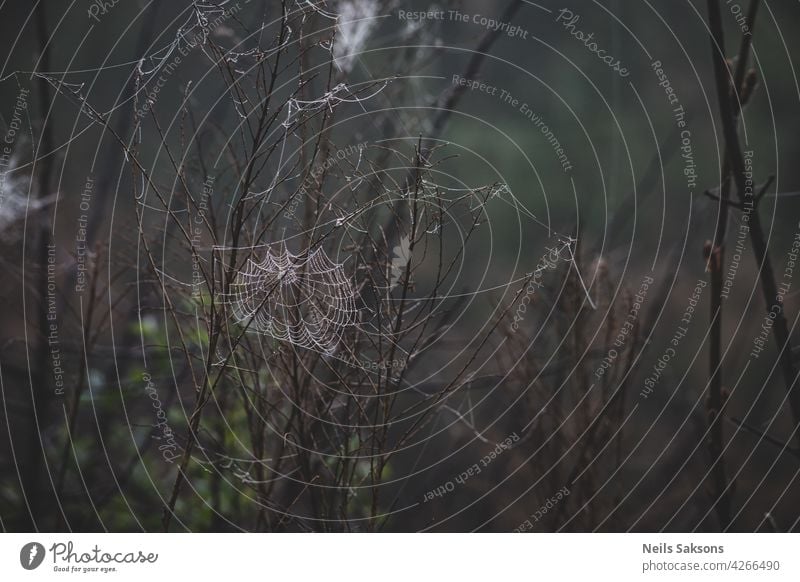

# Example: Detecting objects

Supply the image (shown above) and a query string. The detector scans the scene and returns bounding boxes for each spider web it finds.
[226,244,358,355]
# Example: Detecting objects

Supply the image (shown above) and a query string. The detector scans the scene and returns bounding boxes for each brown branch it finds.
[705,0,764,531]
[428,0,524,144]
[707,0,800,448]
[377,0,524,256]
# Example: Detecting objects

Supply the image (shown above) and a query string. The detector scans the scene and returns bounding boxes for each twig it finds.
[707,0,800,450]
[428,0,524,145]
[705,0,763,532]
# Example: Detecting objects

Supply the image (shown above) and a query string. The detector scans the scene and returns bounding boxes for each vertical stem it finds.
[27,0,57,531]
[706,0,799,444]
[705,0,763,531]
[53,254,99,530]
[708,233,731,528]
